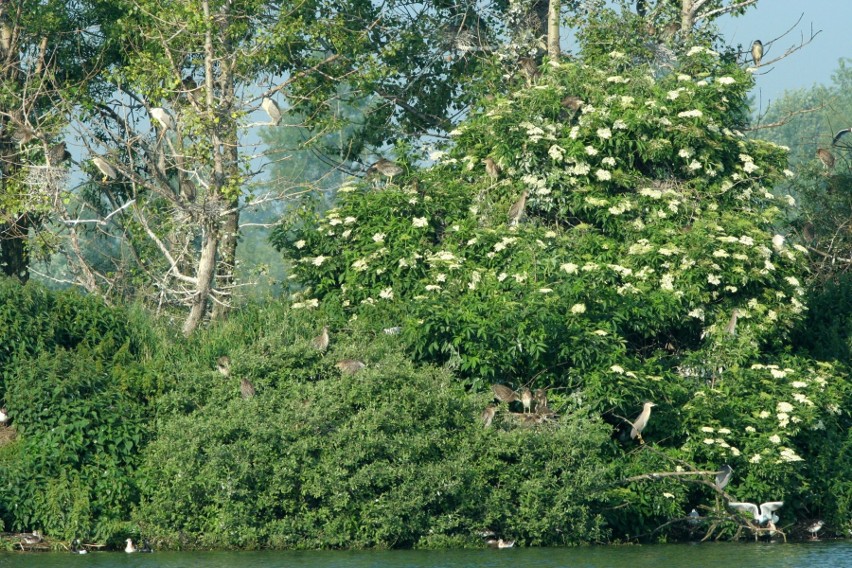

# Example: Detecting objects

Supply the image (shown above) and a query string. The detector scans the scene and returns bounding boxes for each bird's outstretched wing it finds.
[759,501,784,515]
[728,502,759,519]
[832,127,852,146]
[492,384,519,402]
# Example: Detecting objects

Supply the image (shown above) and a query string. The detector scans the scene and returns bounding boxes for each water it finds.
[0,541,850,568]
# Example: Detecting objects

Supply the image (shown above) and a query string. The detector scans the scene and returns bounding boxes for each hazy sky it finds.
[718,0,852,105]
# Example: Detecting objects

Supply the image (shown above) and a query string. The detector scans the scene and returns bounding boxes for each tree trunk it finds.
[211,203,238,320]
[547,0,560,61]
[183,223,219,335]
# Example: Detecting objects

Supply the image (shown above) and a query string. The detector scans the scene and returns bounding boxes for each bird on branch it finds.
[91,156,117,182]
[832,127,852,146]
[751,40,763,67]
[630,401,656,444]
[817,148,835,169]
[261,96,282,126]
[507,190,529,226]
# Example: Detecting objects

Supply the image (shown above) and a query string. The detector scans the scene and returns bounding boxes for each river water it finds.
[0,541,849,568]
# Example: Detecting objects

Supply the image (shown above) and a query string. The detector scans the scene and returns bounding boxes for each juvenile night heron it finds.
[518,57,540,84]
[715,464,734,490]
[832,127,852,146]
[491,384,519,403]
[483,157,501,180]
[91,156,117,182]
[817,148,835,169]
[728,501,783,525]
[366,158,404,180]
[561,96,583,112]
[533,388,548,412]
[240,377,256,399]
[336,359,366,375]
[311,326,329,352]
[724,310,740,336]
[46,142,71,166]
[806,520,824,539]
[507,190,529,226]
[261,96,282,125]
[20,531,43,545]
[481,403,498,428]
[150,107,173,131]
[520,387,533,414]
[216,355,231,377]
[751,39,763,67]
[630,401,656,444]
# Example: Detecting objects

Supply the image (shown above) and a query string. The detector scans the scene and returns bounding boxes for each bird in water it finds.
[311,326,329,352]
[751,39,763,67]
[486,538,515,548]
[261,96,282,126]
[817,148,835,169]
[507,190,528,226]
[728,500,783,525]
[240,377,256,399]
[335,359,366,375]
[216,355,231,377]
[70,538,88,554]
[630,401,656,444]
[125,538,136,553]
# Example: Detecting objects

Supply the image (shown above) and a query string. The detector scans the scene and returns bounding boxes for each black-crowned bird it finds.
[832,127,852,146]
[311,326,329,352]
[240,377,256,399]
[715,464,734,490]
[507,190,529,226]
[817,148,835,169]
[724,309,740,336]
[520,387,533,413]
[751,39,763,67]
[481,403,498,427]
[261,96,282,126]
[483,157,501,180]
[150,107,173,131]
[491,384,519,403]
[728,501,783,525]
[336,359,366,375]
[806,520,824,539]
[636,0,646,16]
[366,158,404,180]
[91,156,117,182]
[47,142,71,166]
[216,355,231,377]
[630,401,656,444]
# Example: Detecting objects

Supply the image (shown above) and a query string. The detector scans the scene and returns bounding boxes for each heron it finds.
[240,377,256,399]
[483,157,501,180]
[817,148,835,169]
[150,107,173,131]
[486,538,515,548]
[91,156,117,182]
[0,406,8,425]
[20,531,43,546]
[70,539,88,554]
[481,403,498,428]
[125,538,136,553]
[724,310,739,336]
[261,96,282,125]
[46,142,71,166]
[518,57,539,85]
[216,355,231,377]
[715,464,733,490]
[806,520,824,539]
[311,326,329,352]
[688,508,700,526]
[533,388,548,412]
[832,127,852,146]
[520,387,533,413]
[728,501,783,525]
[366,158,404,180]
[507,190,529,226]
[751,40,763,67]
[491,384,519,403]
[630,401,656,444]
[335,359,366,375]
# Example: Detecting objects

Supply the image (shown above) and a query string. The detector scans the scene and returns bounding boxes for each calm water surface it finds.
[0,541,850,568]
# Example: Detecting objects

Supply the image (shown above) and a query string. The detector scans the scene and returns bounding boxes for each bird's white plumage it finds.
[262,97,282,125]
[150,107,173,130]
[729,501,783,524]
[125,538,136,553]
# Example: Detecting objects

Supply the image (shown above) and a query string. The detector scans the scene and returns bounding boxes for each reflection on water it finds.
[0,541,849,568]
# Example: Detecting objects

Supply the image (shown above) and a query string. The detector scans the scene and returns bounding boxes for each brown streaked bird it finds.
[663,22,680,38]
[802,222,815,243]
[507,190,529,226]
[561,96,583,112]
[518,57,540,85]
[336,359,366,375]
[533,388,548,412]
[483,157,501,180]
[630,401,656,444]
[535,404,558,421]
[216,355,231,377]
[366,158,404,180]
[481,403,498,428]
[750,39,763,67]
[311,326,329,352]
[520,387,533,414]
[240,377,256,399]
[817,148,835,169]
[491,384,519,403]
[724,309,740,336]
[46,142,71,166]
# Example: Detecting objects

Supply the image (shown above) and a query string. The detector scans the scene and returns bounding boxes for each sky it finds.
[718,0,852,105]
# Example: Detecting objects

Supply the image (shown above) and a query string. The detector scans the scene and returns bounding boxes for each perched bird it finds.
[481,403,498,428]
[150,107,173,131]
[817,148,835,169]
[802,222,815,243]
[216,355,231,377]
[20,531,42,545]
[518,57,540,84]
[751,39,763,67]
[832,127,852,146]
[240,377,256,399]
[180,178,198,202]
[520,387,533,414]
[366,158,404,180]
[46,142,71,166]
[91,156,117,182]
[0,406,8,425]
[724,310,740,336]
[728,501,783,525]
[491,384,519,403]
[688,508,700,526]
[507,190,529,226]
[311,326,329,352]
[336,359,366,375]
[261,96,282,125]
[715,464,734,490]
[181,76,198,92]
[125,538,137,553]
[533,388,548,412]
[806,520,824,540]
[630,401,656,444]
[561,96,583,112]
[383,326,402,335]
[483,157,501,180]
[636,0,646,17]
